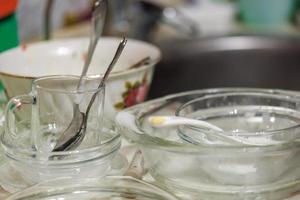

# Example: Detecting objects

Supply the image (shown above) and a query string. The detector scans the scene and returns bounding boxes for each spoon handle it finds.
[85,37,127,118]
[77,0,108,90]
[99,37,127,88]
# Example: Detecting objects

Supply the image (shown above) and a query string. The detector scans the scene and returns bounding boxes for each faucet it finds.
[43,0,200,41]
[44,0,55,40]
[109,0,200,41]
[140,1,200,38]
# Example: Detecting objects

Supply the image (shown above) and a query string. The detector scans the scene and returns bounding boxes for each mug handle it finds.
[5,94,35,138]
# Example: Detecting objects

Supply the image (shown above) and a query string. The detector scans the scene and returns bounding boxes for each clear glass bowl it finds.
[0,119,122,187]
[116,88,300,200]
[175,92,300,186]
[6,176,179,200]
[176,92,300,147]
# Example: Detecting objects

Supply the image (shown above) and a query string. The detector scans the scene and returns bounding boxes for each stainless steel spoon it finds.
[51,0,108,152]
[78,0,108,88]
[53,38,127,151]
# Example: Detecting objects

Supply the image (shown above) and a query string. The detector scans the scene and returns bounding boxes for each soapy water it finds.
[180,105,300,145]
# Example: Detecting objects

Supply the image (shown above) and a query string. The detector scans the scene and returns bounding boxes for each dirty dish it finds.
[175,92,300,146]
[0,37,161,118]
[1,114,121,186]
[116,88,300,200]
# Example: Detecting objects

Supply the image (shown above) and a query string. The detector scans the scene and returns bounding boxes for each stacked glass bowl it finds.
[0,120,126,193]
[116,88,300,200]
[6,176,179,200]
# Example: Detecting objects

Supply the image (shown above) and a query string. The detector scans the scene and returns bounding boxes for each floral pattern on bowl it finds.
[115,73,148,109]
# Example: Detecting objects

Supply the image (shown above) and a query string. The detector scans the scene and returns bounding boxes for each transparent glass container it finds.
[0,118,123,192]
[0,75,124,189]
[116,88,300,200]
[6,176,179,200]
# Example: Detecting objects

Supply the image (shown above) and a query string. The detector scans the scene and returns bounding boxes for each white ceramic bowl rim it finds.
[0,37,161,79]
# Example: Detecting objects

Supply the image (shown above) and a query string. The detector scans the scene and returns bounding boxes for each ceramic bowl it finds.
[116,88,300,200]
[0,37,161,118]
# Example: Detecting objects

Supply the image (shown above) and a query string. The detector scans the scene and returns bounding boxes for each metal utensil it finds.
[148,115,275,146]
[51,0,108,152]
[53,37,127,151]
[78,0,108,88]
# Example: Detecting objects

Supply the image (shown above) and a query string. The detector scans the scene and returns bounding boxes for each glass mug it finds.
[5,75,105,153]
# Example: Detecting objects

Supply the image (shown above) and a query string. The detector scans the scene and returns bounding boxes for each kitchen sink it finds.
[149,35,300,98]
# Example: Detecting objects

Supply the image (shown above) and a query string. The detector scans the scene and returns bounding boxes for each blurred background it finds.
[2,0,300,99]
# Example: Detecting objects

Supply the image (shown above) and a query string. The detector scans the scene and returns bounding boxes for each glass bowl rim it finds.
[116,88,300,152]
[175,91,300,136]
[33,75,106,94]
[0,121,121,163]
[6,175,179,200]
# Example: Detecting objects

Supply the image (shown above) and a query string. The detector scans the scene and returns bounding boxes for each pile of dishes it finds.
[2,44,300,199]
[0,36,165,199]
[1,8,300,199]
[0,117,125,192]
[116,88,300,200]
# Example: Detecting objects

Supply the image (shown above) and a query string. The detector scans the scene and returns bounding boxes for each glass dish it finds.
[116,88,300,200]
[175,92,300,186]
[176,92,300,146]
[0,152,128,194]
[6,176,179,200]
[0,119,122,188]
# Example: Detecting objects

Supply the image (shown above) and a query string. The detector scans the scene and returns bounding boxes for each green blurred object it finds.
[0,13,19,104]
[239,0,296,27]
[0,13,19,53]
